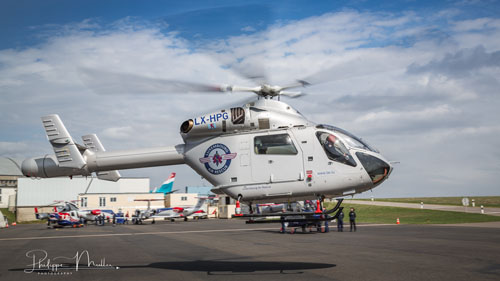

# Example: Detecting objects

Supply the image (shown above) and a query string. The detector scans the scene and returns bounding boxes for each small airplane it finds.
[150,172,177,194]
[131,199,164,224]
[153,197,208,222]
[78,209,115,224]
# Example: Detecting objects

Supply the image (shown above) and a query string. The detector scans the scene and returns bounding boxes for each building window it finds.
[99,197,106,207]
[0,188,2,203]
[181,196,187,201]
[225,197,230,205]
[110,197,117,202]
[81,197,88,208]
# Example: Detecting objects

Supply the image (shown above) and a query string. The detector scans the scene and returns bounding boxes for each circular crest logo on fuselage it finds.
[199,143,237,175]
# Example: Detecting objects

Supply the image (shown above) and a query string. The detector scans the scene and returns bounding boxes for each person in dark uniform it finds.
[337,210,344,232]
[349,208,356,232]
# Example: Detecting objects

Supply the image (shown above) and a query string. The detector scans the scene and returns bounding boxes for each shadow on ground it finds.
[10,260,336,275]
[122,260,336,275]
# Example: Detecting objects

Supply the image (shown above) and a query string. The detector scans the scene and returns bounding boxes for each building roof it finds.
[0,157,23,176]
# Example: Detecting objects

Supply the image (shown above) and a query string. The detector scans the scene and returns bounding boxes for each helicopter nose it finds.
[355,152,391,187]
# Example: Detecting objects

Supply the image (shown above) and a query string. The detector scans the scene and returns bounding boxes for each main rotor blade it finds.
[78,68,224,95]
[279,91,307,98]
[279,80,311,91]
[217,57,270,86]
[298,57,393,86]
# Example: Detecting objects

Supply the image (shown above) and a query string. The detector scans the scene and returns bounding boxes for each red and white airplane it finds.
[153,197,209,221]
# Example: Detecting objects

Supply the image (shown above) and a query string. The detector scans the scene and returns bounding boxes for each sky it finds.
[1,0,500,198]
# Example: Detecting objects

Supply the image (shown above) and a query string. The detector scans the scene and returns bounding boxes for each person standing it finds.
[337,210,344,232]
[349,208,357,232]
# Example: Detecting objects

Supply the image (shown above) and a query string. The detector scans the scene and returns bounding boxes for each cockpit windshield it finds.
[316,124,378,152]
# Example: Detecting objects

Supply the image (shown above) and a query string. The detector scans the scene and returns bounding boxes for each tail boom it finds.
[21,114,185,179]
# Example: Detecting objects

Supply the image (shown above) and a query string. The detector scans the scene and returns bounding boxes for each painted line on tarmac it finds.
[0,228,278,241]
[0,224,394,241]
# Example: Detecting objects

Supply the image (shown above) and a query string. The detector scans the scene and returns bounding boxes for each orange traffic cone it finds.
[5,222,9,228]
[396,218,400,224]
[315,200,322,213]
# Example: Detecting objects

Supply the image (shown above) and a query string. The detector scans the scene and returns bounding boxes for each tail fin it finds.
[193,197,207,211]
[41,114,86,169]
[155,173,176,194]
[81,134,121,182]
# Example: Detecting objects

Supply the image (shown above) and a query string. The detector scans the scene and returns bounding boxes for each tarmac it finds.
[344,199,500,216]
[0,219,499,281]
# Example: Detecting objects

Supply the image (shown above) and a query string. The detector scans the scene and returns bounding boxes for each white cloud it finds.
[101,126,135,139]
[0,142,29,155]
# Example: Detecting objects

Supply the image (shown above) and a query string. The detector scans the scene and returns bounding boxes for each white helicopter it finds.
[21,74,393,219]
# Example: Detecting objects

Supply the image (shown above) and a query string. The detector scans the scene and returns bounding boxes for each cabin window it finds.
[316,132,357,167]
[254,134,298,155]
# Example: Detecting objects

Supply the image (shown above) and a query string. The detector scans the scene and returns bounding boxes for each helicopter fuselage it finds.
[21,99,392,204]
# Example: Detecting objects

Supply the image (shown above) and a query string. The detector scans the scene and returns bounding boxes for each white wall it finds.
[0,187,16,208]
[78,193,164,214]
[166,193,198,207]
[17,177,149,207]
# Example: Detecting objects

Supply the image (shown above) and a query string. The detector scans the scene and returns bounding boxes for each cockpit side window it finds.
[316,124,378,152]
[316,132,357,167]
[254,134,298,155]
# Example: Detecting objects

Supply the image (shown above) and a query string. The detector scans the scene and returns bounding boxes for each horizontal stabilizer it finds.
[41,114,86,169]
[95,170,121,182]
[82,134,121,182]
